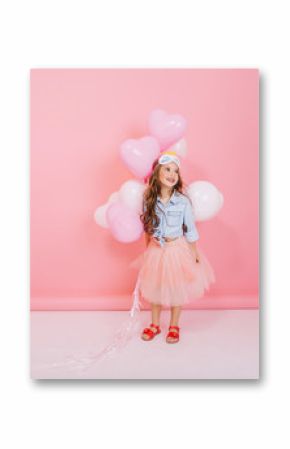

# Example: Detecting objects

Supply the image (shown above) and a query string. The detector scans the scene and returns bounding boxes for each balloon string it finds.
[47,274,142,373]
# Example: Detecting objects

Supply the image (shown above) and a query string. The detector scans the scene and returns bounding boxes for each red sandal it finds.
[166,325,180,344]
[141,323,161,341]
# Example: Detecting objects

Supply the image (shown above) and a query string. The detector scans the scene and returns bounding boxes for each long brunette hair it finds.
[140,159,191,236]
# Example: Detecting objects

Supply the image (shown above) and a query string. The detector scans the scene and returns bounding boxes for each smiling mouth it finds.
[166,178,175,183]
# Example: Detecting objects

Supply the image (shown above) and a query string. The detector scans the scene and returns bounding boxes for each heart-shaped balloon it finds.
[149,109,187,150]
[120,136,160,179]
[106,201,143,243]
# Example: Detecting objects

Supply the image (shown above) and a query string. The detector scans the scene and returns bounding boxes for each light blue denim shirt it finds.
[143,189,199,247]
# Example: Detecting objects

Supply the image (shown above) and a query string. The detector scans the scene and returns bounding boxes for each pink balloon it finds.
[120,136,160,179]
[106,201,143,243]
[148,109,187,150]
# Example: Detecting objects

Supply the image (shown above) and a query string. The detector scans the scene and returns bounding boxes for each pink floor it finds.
[30,309,259,380]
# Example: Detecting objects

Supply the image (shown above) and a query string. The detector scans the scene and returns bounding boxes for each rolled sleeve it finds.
[183,198,199,242]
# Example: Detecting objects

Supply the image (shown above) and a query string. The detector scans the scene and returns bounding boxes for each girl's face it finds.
[158,162,179,188]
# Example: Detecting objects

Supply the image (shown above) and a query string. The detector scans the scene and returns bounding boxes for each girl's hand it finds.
[188,241,200,263]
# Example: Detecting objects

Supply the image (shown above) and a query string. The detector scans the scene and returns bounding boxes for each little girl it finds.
[136,150,216,344]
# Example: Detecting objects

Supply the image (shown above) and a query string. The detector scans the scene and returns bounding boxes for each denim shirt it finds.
[143,189,199,247]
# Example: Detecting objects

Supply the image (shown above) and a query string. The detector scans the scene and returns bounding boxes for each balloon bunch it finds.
[94,108,223,242]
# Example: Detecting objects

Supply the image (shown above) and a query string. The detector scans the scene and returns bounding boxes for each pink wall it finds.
[30,68,259,310]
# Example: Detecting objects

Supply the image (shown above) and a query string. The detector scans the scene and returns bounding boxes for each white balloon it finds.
[108,191,119,203]
[119,179,146,212]
[94,203,110,228]
[94,191,120,228]
[186,181,223,221]
[169,138,187,158]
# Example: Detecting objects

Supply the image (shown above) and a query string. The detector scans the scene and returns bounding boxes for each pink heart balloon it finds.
[148,109,187,150]
[106,201,143,243]
[120,136,160,179]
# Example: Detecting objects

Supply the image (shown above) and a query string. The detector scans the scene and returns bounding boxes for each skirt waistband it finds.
[164,236,179,242]
[151,235,185,246]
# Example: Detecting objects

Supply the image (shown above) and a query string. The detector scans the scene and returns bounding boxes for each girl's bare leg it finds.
[142,303,162,340]
[167,306,182,342]
[170,305,181,326]
[152,303,162,326]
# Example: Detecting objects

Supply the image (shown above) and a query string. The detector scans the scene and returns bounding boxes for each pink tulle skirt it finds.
[130,236,216,307]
